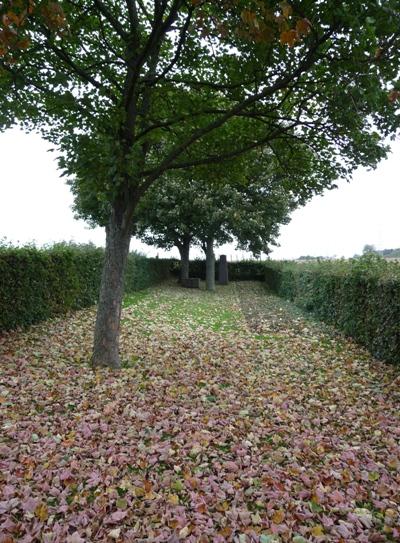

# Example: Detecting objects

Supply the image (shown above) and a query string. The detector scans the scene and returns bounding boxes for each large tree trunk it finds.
[178,236,190,283]
[205,237,215,292]
[92,204,133,369]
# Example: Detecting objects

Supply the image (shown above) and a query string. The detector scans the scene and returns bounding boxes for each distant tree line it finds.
[362,245,400,258]
[297,255,329,261]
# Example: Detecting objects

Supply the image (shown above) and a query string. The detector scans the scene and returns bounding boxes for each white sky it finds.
[0,127,399,260]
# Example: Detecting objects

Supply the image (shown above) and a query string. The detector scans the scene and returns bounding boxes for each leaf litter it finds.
[0,281,399,542]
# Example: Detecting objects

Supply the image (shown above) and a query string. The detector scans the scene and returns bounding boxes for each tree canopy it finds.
[135,158,297,254]
[2,0,399,189]
[133,147,318,289]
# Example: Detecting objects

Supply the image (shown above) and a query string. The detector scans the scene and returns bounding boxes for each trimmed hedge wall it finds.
[172,259,266,281]
[0,243,171,331]
[123,253,172,292]
[228,260,266,281]
[264,256,400,364]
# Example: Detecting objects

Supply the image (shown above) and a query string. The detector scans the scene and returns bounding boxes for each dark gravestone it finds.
[181,277,200,288]
[219,255,229,285]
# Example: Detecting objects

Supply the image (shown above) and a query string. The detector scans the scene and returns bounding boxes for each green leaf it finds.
[260,535,281,542]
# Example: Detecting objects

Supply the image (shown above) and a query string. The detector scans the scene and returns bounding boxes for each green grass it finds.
[254,333,284,342]
[165,297,241,332]
[122,283,243,333]
[122,290,150,308]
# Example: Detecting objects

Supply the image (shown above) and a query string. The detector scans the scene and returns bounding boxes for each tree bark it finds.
[178,236,190,283]
[92,204,132,369]
[205,237,215,292]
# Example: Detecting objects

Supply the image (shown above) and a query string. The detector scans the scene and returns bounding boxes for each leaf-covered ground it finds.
[1,281,399,543]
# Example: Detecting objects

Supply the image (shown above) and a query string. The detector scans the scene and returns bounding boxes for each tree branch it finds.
[139,26,338,184]
[164,76,258,91]
[150,6,194,84]
[95,9,127,63]
[93,0,129,40]
[125,0,138,32]
[41,27,118,101]
[139,126,291,188]
[0,60,96,117]
[136,0,152,23]
[123,0,184,138]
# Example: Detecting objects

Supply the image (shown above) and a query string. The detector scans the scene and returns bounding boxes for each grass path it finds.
[0,281,399,542]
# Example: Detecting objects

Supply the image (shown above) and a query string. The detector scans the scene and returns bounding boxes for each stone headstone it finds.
[219,255,229,285]
[181,277,200,288]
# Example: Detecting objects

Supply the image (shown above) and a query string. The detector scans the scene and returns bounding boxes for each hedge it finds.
[172,258,266,281]
[0,243,171,331]
[264,256,400,364]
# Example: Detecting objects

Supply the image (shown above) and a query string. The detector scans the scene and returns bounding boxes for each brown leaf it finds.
[280,1,293,19]
[35,503,49,522]
[296,18,312,37]
[272,509,285,524]
[280,29,297,47]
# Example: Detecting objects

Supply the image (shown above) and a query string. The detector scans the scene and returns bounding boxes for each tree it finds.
[1,1,400,367]
[225,178,296,258]
[134,177,202,285]
[134,175,235,289]
[363,244,377,255]
[191,167,298,291]
[135,161,297,291]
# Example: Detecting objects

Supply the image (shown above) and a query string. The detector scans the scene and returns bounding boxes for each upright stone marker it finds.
[219,255,229,285]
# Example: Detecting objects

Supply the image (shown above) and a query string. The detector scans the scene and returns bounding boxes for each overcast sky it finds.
[0,127,399,260]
